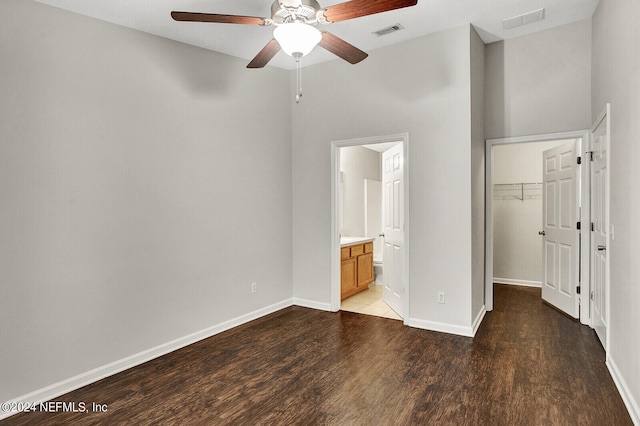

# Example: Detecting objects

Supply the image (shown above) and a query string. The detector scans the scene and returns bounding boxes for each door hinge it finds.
[577,156,582,165]
[590,291,595,301]
[588,151,595,161]
[591,222,595,232]
[577,221,581,230]
[576,286,581,294]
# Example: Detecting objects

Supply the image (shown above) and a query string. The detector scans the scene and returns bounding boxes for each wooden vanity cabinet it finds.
[341,241,374,300]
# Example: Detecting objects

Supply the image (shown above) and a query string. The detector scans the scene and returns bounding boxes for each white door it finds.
[591,104,610,349]
[382,143,403,317]
[541,141,579,318]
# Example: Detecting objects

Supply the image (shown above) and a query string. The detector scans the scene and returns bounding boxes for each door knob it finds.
[597,245,606,251]
[538,231,545,236]
[379,233,385,238]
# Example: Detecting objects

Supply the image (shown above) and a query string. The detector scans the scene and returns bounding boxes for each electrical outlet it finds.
[251,282,257,294]
[437,292,445,304]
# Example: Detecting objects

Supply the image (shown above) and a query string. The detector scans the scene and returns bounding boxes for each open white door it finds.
[541,141,580,318]
[591,104,610,349]
[382,143,403,317]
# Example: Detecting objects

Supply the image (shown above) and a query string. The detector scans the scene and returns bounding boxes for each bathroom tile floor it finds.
[340,284,402,320]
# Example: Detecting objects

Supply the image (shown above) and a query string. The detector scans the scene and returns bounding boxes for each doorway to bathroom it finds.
[330,134,409,322]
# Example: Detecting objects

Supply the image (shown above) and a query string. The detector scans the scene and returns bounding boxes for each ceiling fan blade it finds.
[318,32,368,64]
[171,11,268,26]
[247,39,281,68]
[322,0,418,23]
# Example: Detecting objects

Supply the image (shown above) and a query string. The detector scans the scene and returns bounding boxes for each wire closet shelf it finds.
[493,182,543,201]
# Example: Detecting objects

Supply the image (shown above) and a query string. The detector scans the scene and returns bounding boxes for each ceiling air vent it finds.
[502,8,545,30]
[372,23,405,37]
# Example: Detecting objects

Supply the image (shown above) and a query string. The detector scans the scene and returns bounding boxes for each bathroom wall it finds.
[339,146,381,237]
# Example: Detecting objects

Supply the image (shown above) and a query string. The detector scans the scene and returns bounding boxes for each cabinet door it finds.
[341,257,357,297]
[357,252,374,288]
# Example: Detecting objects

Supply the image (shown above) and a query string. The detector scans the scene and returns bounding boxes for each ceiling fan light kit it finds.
[171,0,419,102]
[273,22,322,57]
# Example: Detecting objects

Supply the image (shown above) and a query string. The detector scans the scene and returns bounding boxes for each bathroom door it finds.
[382,143,403,317]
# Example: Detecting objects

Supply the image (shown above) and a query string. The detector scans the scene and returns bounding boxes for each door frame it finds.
[485,130,591,326]
[330,133,410,322]
[590,103,611,351]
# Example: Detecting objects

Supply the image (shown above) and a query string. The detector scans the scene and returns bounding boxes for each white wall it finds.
[592,0,640,422]
[485,20,592,139]
[492,141,567,285]
[292,25,479,334]
[339,146,381,237]
[0,0,292,404]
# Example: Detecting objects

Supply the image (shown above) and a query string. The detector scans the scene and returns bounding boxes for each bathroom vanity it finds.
[340,237,375,300]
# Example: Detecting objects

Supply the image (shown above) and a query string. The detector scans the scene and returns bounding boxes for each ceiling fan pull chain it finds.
[295,54,303,103]
[298,58,303,98]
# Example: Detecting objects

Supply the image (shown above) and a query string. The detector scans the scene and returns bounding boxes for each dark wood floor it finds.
[3,284,632,425]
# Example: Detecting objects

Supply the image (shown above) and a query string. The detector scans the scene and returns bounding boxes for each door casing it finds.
[590,104,611,351]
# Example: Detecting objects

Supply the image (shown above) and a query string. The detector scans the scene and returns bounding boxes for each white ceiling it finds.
[33,0,599,70]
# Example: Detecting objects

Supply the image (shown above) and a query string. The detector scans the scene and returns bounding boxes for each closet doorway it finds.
[485,131,591,326]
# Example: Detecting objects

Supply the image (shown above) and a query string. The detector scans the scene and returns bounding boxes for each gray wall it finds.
[0,0,292,402]
[292,25,479,333]
[485,20,592,139]
[592,0,640,420]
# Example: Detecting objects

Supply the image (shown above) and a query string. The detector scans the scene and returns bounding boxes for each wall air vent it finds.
[372,23,405,37]
[502,8,545,30]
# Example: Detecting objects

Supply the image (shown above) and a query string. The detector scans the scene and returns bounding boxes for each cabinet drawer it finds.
[364,242,373,254]
[341,247,351,260]
[350,244,364,257]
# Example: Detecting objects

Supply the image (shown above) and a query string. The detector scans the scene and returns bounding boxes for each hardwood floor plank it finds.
[1,285,632,425]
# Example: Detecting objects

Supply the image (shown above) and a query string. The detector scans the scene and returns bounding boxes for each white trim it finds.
[0,299,293,421]
[330,133,410,323]
[607,356,640,425]
[406,317,475,338]
[579,131,592,327]
[472,305,487,336]
[404,306,486,339]
[592,103,611,352]
[485,130,590,319]
[486,130,588,145]
[293,298,332,311]
[493,278,542,288]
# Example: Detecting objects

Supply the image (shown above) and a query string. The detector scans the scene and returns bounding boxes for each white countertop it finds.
[340,236,375,247]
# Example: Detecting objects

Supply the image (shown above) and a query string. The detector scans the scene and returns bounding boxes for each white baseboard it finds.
[406,317,475,337]
[493,277,542,288]
[0,298,294,421]
[293,298,333,312]
[607,356,640,425]
[472,305,486,336]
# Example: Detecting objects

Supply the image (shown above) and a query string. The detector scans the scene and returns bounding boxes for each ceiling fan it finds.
[171,0,418,67]
[171,0,418,101]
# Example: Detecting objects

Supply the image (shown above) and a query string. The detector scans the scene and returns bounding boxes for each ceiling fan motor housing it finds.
[271,0,322,24]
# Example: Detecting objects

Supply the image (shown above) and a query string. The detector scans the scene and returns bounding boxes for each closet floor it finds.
[340,284,402,320]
